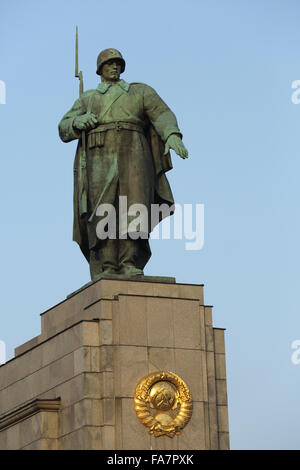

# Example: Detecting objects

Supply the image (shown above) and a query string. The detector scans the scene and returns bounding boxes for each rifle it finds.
[75,26,84,96]
[75,26,88,216]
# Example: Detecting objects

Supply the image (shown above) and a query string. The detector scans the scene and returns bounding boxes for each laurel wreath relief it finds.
[134,371,193,438]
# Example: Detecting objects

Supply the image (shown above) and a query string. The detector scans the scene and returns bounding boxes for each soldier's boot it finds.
[118,239,144,277]
[99,238,119,275]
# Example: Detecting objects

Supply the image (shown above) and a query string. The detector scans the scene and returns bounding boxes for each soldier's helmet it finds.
[96,49,126,75]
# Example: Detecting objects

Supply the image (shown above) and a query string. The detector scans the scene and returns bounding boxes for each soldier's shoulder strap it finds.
[130,82,149,87]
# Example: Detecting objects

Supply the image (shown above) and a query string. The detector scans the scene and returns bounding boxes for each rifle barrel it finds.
[75,26,79,78]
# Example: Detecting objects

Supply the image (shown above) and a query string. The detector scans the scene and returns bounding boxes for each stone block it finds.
[101,398,115,426]
[114,397,122,448]
[0,378,28,415]
[100,425,115,450]
[216,379,228,406]
[99,371,114,398]
[22,438,58,450]
[74,347,91,375]
[82,321,100,346]
[151,282,178,298]
[206,351,216,380]
[59,427,85,450]
[84,372,101,399]
[73,401,87,429]
[0,428,7,449]
[200,351,208,402]
[121,280,155,296]
[73,346,100,375]
[205,325,214,352]
[178,401,206,450]
[207,375,217,406]
[21,439,42,450]
[59,403,75,436]
[98,279,124,298]
[215,353,227,380]
[99,320,113,345]
[59,425,102,450]
[213,328,226,354]
[48,353,75,389]
[85,426,102,450]
[208,402,219,449]
[150,434,179,451]
[41,325,80,366]
[99,345,113,372]
[148,347,176,373]
[114,346,148,397]
[17,414,42,449]
[25,349,44,376]
[176,283,204,303]
[203,401,210,449]
[120,397,151,450]
[50,374,85,406]
[217,405,229,432]
[204,306,213,326]
[199,306,206,351]
[84,298,114,321]
[91,347,100,372]
[67,399,103,428]
[173,299,201,349]
[6,423,20,450]
[42,438,59,450]
[116,296,148,346]
[41,411,59,439]
[174,349,205,402]
[219,431,230,450]
[146,298,174,348]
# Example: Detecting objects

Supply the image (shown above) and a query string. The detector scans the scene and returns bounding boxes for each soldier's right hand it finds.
[73,113,98,131]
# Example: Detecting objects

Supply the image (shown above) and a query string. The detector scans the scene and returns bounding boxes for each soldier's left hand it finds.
[164,134,188,159]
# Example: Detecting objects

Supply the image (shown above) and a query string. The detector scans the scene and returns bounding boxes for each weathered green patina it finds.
[58,49,188,281]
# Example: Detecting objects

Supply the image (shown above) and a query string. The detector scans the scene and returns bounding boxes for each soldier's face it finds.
[101,60,122,82]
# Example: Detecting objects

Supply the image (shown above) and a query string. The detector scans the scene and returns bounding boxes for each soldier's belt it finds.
[90,121,144,133]
[88,122,145,149]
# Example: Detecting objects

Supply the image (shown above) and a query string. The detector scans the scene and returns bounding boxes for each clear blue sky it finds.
[1,0,300,450]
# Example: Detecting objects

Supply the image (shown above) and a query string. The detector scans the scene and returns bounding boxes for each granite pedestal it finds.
[0,278,229,450]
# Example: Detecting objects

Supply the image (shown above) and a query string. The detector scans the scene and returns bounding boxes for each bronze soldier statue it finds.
[58,48,188,281]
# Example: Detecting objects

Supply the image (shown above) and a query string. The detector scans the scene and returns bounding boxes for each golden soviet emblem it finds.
[134,371,193,438]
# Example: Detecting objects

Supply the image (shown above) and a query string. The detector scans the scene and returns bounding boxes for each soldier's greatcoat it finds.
[58,79,182,268]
